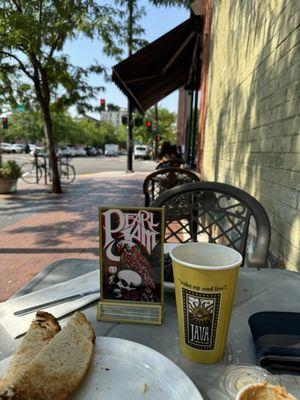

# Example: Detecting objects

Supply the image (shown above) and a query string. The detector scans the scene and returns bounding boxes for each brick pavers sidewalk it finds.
[0,172,147,302]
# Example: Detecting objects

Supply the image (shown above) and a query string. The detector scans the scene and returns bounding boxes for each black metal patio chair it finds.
[143,167,200,207]
[151,181,271,268]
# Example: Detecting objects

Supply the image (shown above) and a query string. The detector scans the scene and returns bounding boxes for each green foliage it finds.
[105,1,147,59]
[107,103,120,112]
[0,0,126,191]
[3,109,131,149]
[0,0,118,113]
[149,0,190,6]
[115,125,128,148]
[2,111,44,143]
[133,107,176,145]
[0,160,21,179]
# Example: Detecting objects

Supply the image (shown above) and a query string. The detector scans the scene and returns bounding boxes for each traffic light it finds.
[100,99,105,111]
[134,117,143,127]
[2,117,8,129]
[146,119,152,132]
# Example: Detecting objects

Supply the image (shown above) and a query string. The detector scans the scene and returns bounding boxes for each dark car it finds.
[85,146,98,156]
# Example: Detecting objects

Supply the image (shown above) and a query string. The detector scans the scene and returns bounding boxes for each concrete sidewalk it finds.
[0,171,147,302]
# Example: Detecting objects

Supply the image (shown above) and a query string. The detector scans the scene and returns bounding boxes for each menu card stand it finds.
[98,206,164,325]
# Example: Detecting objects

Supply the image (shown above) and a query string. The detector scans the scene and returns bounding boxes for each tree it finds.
[2,110,44,144]
[106,103,120,112]
[103,0,150,171]
[115,125,127,149]
[105,1,147,59]
[106,0,189,170]
[0,1,119,193]
[150,0,190,6]
[133,107,176,145]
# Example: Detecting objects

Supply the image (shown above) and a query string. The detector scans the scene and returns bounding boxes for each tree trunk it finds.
[41,104,62,193]
[31,61,62,194]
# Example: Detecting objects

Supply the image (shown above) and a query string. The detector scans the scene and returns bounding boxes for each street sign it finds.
[14,104,26,113]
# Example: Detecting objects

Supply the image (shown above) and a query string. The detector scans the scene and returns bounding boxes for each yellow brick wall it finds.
[203,0,300,270]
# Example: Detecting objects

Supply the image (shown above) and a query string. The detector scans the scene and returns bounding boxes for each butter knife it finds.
[13,289,99,316]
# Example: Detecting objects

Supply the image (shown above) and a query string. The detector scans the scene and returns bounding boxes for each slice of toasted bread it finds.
[0,311,60,395]
[0,311,95,400]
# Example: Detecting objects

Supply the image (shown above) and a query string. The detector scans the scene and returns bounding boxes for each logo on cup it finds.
[182,288,221,350]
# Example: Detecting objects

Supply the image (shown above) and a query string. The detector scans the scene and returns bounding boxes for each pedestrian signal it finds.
[2,117,8,129]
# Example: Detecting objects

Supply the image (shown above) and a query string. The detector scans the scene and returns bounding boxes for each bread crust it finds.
[0,311,60,396]
[0,311,95,400]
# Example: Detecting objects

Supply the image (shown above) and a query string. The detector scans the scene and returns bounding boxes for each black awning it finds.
[112,16,203,113]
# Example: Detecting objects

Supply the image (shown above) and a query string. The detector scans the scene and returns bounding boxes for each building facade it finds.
[198,0,300,270]
[100,109,128,127]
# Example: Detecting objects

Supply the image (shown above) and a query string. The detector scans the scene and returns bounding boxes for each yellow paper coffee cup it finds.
[170,243,242,364]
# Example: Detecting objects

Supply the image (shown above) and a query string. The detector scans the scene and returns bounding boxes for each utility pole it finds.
[153,103,159,160]
[126,0,134,173]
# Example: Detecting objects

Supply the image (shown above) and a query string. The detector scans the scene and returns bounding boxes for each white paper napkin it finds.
[0,270,100,338]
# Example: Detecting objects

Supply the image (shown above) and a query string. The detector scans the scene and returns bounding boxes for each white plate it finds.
[0,337,203,400]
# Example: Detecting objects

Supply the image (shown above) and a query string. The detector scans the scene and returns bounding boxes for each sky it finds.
[64,1,189,116]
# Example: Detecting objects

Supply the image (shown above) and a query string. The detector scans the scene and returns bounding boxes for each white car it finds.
[11,144,24,153]
[57,146,75,157]
[134,145,151,160]
[1,143,13,153]
[74,147,87,157]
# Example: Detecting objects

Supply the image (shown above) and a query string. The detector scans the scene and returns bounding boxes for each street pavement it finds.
[2,153,156,174]
[0,165,155,302]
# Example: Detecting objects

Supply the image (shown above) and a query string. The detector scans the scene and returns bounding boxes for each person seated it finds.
[156,142,182,169]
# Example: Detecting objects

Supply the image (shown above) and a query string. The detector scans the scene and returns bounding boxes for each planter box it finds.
[0,177,18,194]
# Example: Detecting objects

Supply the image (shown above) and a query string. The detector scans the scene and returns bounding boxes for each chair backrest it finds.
[156,159,183,169]
[151,181,271,268]
[143,168,200,207]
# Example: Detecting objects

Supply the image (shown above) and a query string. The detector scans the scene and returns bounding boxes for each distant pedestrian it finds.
[24,144,30,154]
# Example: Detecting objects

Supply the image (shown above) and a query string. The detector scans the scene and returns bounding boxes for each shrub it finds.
[0,160,22,179]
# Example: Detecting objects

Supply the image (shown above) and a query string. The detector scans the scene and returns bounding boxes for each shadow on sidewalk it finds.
[1,176,145,247]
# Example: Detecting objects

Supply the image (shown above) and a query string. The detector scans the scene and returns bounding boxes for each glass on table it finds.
[219,364,279,399]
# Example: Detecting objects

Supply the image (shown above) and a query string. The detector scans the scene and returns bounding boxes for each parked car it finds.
[56,146,75,157]
[85,146,98,156]
[134,144,151,160]
[11,144,25,153]
[31,146,47,156]
[1,143,13,153]
[105,144,119,157]
[97,148,104,156]
[74,147,87,157]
